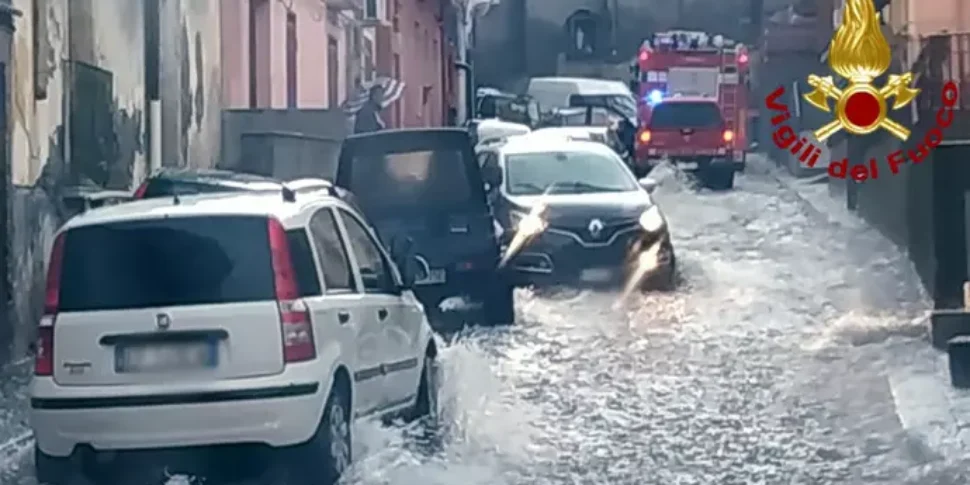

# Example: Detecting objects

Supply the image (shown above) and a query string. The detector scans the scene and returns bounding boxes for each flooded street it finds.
[5,158,968,484]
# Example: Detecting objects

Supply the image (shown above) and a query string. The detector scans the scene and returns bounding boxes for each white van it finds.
[526,77,637,118]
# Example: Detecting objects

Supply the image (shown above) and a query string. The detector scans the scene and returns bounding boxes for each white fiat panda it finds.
[29,186,439,485]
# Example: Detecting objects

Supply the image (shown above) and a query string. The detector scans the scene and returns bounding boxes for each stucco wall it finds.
[3,0,224,362]
[395,0,446,127]
[158,0,222,168]
[220,0,332,109]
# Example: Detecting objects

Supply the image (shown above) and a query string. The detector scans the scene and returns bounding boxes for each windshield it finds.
[59,216,274,311]
[504,150,638,195]
[606,95,637,119]
[349,149,475,213]
[649,101,723,129]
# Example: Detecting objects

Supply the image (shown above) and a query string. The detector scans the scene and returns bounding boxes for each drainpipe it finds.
[0,0,20,363]
[455,60,474,121]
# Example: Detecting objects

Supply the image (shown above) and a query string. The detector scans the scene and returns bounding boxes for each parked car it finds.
[30,188,438,485]
[133,168,364,213]
[530,126,630,164]
[61,187,132,219]
[336,128,515,325]
[470,118,532,150]
[476,135,675,290]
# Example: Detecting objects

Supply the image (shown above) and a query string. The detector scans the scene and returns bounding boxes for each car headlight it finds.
[510,208,547,236]
[639,205,665,232]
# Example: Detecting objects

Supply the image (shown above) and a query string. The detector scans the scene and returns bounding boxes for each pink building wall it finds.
[220,0,332,109]
[382,0,453,128]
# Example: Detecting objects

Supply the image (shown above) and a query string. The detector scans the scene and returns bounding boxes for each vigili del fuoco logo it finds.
[765,0,960,181]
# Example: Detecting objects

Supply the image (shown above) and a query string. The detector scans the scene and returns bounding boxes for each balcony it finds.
[326,0,362,12]
[912,33,970,111]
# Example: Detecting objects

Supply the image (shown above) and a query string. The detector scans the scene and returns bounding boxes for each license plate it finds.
[580,268,614,283]
[678,162,699,170]
[116,342,217,373]
[415,268,446,285]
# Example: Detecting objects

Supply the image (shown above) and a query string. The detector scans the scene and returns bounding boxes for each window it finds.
[504,150,638,195]
[338,210,396,293]
[286,12,298,107]
[309,209,356,292]
[286,229,321,297]
[365,0,378,19]
[648,102,724,129]
[59,216,276,311]
[348,149,474,214]
[327,36,339,108]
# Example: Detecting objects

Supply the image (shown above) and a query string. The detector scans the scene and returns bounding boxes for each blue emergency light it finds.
[646,89,664,105]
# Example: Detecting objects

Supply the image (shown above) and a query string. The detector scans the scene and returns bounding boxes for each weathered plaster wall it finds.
[159,0,221,167]
[8,0,68,360]
[219,0,331,109]
[69,0,146,187]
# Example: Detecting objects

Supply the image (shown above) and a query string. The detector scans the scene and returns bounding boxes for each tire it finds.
[268,383,352,485]
[642,253,677,292]
[706,165,734,190]
[35,446,76,485]
[482,281,515,325]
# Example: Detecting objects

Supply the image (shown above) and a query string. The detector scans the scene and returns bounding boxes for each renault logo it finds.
[588,218,604,238]
[155,313,171,330]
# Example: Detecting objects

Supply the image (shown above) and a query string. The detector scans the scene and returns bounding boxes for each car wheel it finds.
[482,281,515,325]
[268,383,352,485]
[35,445,77,485]
[409,353,440,426]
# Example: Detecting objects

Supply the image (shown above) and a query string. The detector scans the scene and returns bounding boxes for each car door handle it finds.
[377,308,388,320]
[337,311,351,324]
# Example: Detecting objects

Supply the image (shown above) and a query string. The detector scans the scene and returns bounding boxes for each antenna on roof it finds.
[281,185,296,202]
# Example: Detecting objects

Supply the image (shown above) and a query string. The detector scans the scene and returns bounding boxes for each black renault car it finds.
[476,134,675,290]
[336,128,515,325]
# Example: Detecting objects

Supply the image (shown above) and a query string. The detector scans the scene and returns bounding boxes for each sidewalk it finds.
[762,152,970,462]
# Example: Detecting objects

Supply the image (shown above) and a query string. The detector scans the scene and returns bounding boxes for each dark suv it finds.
[336,128,514,325]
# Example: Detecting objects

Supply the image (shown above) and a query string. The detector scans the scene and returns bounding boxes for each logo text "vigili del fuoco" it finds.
[765,0,960,181]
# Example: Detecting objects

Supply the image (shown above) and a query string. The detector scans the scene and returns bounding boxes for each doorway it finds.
[933,145,970,308]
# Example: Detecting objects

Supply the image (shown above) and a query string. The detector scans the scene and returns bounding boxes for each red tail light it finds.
[638,50,649,62]
[36,233,65,376]
[723,130,735,143]
[132,181,148,199]
[267,218,315,362]
[638,130,652,144]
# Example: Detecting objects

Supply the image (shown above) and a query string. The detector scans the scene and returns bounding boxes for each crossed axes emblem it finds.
[803,73,919,141]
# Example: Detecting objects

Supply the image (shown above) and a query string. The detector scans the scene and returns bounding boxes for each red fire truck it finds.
[631,30,750,189]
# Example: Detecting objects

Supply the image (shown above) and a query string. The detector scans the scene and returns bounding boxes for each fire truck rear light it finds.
[638,50,649,62]
[738,53,748,64]
[723,130,735,142]
[639,131,651,143]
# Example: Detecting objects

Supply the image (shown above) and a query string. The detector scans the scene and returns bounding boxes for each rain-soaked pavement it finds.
[4,156,970,484]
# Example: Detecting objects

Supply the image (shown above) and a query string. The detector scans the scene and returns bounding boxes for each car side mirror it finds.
[482,163,502,188]
[638,177,658,193]
[390,236,416,288]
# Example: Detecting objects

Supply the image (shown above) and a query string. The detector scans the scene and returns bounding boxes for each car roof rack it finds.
[281,185,296,202]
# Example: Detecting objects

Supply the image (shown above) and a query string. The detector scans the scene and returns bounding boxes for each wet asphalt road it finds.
[3,158,968,484]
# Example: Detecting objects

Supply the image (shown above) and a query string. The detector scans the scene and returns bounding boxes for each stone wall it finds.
[2,0,221,363]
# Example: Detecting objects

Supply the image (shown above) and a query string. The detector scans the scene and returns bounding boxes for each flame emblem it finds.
[803,0,919,141]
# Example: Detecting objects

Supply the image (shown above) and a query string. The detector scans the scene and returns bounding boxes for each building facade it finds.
[220,0,456,128]
[811,0,970,309]
[1,0,223,362]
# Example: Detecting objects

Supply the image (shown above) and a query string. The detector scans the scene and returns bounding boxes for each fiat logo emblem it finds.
[155,313,171,330]
[588,218,604,238]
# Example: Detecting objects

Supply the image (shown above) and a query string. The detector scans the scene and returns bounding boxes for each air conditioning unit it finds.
[361,0,389,26]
